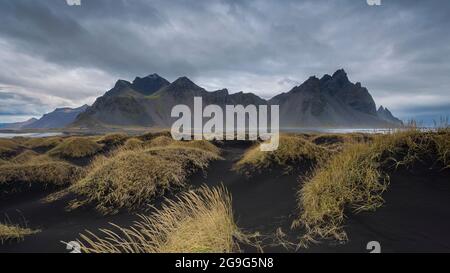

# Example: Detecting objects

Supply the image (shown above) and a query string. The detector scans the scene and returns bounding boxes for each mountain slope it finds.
[377,106,403,126]
[0,118,38,129]
[72,76,265,128]
[270,69,399,127]
[24,105,88,129]
[71,70,402,129]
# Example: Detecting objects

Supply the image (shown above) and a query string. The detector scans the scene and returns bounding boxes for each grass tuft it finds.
[122,138,144,150]
[0,139,21,159]
[295,128,450,245]
[0,160,84,194]
[234,135,330,176]
[0,223,39,244]
[295,143,387,244]
[69,145,221,214]
[24,137,62,151]
[97,133,128,147]
[10,150,40,164]
[144,135,174,147]
[49,137,103,159]
[77,185,244,253]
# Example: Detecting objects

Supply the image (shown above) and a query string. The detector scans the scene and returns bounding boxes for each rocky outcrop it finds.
[377,106,403,126]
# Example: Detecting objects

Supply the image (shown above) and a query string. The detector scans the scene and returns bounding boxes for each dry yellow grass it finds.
[0,160,84,192]
[24,137,62,150]
[97,133,128,147]
[10,150,40,164]
[0,139,21,159]
[145,146,221,173]
[49,137,103,159]
[435,129,450,168]
[122,138,144,150]
[138,131,172,142]
[77,186,243,253]
[371,128,450,169]
[295,143,387,244]
[234,135,330,176]
[69,145,221,214]
[145,136,221,155]
[310,133,372,151]
[144,135,174,147]
[0,223,39,244]
[295,129,450,246]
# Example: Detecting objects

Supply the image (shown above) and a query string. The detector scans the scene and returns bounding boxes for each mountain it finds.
[73,75,265,128]
[71,70,402,129]
[269,69,400,127]
[131,74,170,95]
[0,118,38,129]
[377,106,403,126]
[24,105,89,129]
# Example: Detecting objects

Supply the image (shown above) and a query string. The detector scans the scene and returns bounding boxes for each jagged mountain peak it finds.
[332,68,348,79]
[320,74,332,83]
[131,73,170,95]
[378,105,386,111]
[377,105,403,125]
[70,70,403,129]
[115,79,131,87]
[167,76,203,92]
[173,76,195,85]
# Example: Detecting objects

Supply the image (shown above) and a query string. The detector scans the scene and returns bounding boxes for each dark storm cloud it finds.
[0,0,449,122]
[0,88,48,117]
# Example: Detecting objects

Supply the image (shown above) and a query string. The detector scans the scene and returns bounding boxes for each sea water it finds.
[0,132,63,139]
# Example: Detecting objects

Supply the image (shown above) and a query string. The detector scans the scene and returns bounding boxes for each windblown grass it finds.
[310,133,371,151]
[295,143,387,244]
[69,145,221,214]
[138,131,172,142]
[77,186,244,253]
[371,128,450,170]
[145,136,221,155]
[24,137,62,151]
[122,138,144,150]
[0,160,84,194]
[0,223,39,244]
[49,137,103,159]
[144,135,174,147]
[97,133,128,147]
[234,135,330,176]
[145,146,221,172]
[10,150,40,164]
[295,128,450,245]
[0,139,21,159]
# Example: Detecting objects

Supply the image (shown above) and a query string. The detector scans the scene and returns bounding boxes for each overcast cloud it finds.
[0,0,449,123]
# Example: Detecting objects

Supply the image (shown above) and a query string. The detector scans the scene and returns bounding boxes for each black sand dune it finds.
[1,143,450,253]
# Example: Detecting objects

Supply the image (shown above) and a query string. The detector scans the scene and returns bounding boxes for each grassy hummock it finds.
[69,144,221,214]
[295,128,450,246]
[49,137,103,159]
[234,135,330,176]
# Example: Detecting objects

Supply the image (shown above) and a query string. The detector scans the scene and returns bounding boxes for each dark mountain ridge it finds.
[2,69,402,130]
[269,69,402,127]
[72,69,402,129]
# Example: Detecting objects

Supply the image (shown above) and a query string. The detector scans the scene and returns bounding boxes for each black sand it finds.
[1,143,449,253]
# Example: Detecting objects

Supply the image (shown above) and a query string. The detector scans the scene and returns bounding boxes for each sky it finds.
[0,0,449,125]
